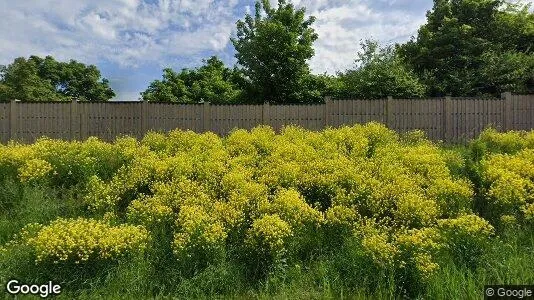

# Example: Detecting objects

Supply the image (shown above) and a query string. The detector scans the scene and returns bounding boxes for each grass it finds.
[34,231,530,299]
[0,180,85,245]
[2,181,531,300]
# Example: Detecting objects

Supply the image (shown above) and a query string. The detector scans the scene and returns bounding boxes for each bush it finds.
[17,159,52,184]
[173,205,227,267]
[475,128,534,155]
[2,123,531,298]
[22,218,149,264]
[245,214,293,273]
[437,214,494,266]
[479,149,534,227]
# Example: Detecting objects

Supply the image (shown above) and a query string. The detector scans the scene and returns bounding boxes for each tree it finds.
[141,56,244,104]
[0,57,60,101]
[479,50,534,94]
[398,0,534,96]
[0,56,114,101]
[335,41,427,99]
[231,0,320,103]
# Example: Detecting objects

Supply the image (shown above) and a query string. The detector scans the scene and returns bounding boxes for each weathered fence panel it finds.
[210,104,263,135]
[329,99,386,128]
[0,103,9,143]
[13,102,72,142]
[1,94,533,144]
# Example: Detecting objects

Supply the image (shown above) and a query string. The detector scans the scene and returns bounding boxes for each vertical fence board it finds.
[0,103,9,143]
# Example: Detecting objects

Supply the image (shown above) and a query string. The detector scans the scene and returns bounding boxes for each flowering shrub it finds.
[18,159,53,184]
[265,189,323,231]
[480,149,534,226]
[245,214,293,259]
[476,128,534,155]
[0,142,35,179]
[437,214,494,265]
[426,178,473,218]
[24,218,149,264]
[3,123,530,292]
[127,195,174,227]
[361,232,398,269]
[523,203,534,225]
[395,228,442,281]
[173,205,227,263]
[324,205,359,243]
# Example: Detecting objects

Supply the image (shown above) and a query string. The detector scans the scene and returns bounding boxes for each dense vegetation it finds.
[0,124,533,298]
[398,0,534,96]
[140,57,245,104]
[0,56,115,102]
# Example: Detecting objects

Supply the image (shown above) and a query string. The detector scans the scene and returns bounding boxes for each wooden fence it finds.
[1,93,533,143]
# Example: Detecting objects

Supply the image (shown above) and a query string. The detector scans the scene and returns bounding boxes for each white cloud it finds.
[293,0,430,74]
[0,0,240,67]
[0,0,433,100]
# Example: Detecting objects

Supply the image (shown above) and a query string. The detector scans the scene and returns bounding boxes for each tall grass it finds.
[22,229,527,299]
[0,180,84,245]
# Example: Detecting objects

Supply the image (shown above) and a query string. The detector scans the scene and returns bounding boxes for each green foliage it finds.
[137,0,531,102]
[479,50,534,94]
[398,0,534,96]
[231,0,320,103]
[1,125,534,298]
[464,128,534,231]
[141,56,244,103]
[0,56,114,101]
[437,214,494,266]
[335,40,428,99]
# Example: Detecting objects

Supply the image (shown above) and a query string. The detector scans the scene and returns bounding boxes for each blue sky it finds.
[0,0,433,100]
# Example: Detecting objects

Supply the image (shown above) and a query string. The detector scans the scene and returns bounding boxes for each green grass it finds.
[1,180,533,299]
[34,231,530,299]
[0,180,86,245]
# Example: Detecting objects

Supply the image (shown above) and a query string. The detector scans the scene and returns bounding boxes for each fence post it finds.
[9,100,18,141]
[263,101,270,126]
[324,97,331,128]
[443,96,452,142]
[141,100,148,138]
[386,96,394,129]
[203,101,211,132]
[502,92,513,131]
[70,99,78,140]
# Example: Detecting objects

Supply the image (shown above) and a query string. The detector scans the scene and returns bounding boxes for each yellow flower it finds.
[18,159,52,183]
[24,218,149,264]
[245,214,293,257]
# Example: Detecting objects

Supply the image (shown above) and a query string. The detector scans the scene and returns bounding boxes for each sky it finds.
[0,0,433,101]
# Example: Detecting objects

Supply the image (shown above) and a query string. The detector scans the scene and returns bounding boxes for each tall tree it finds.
[0,57,60,101]
[398,0,534,96]
[141,56,244,104]
[231,0,320,103]
[0,56,115,101]
[335,40,427,99]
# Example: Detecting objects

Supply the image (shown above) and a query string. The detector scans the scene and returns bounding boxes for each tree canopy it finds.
[143,0,532,103]
[334,41,427,99]
[141,56,244,104]
[0,56,115,101]
[9,0,532,103]
[231,0,320,103]
[398,0,534,96]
